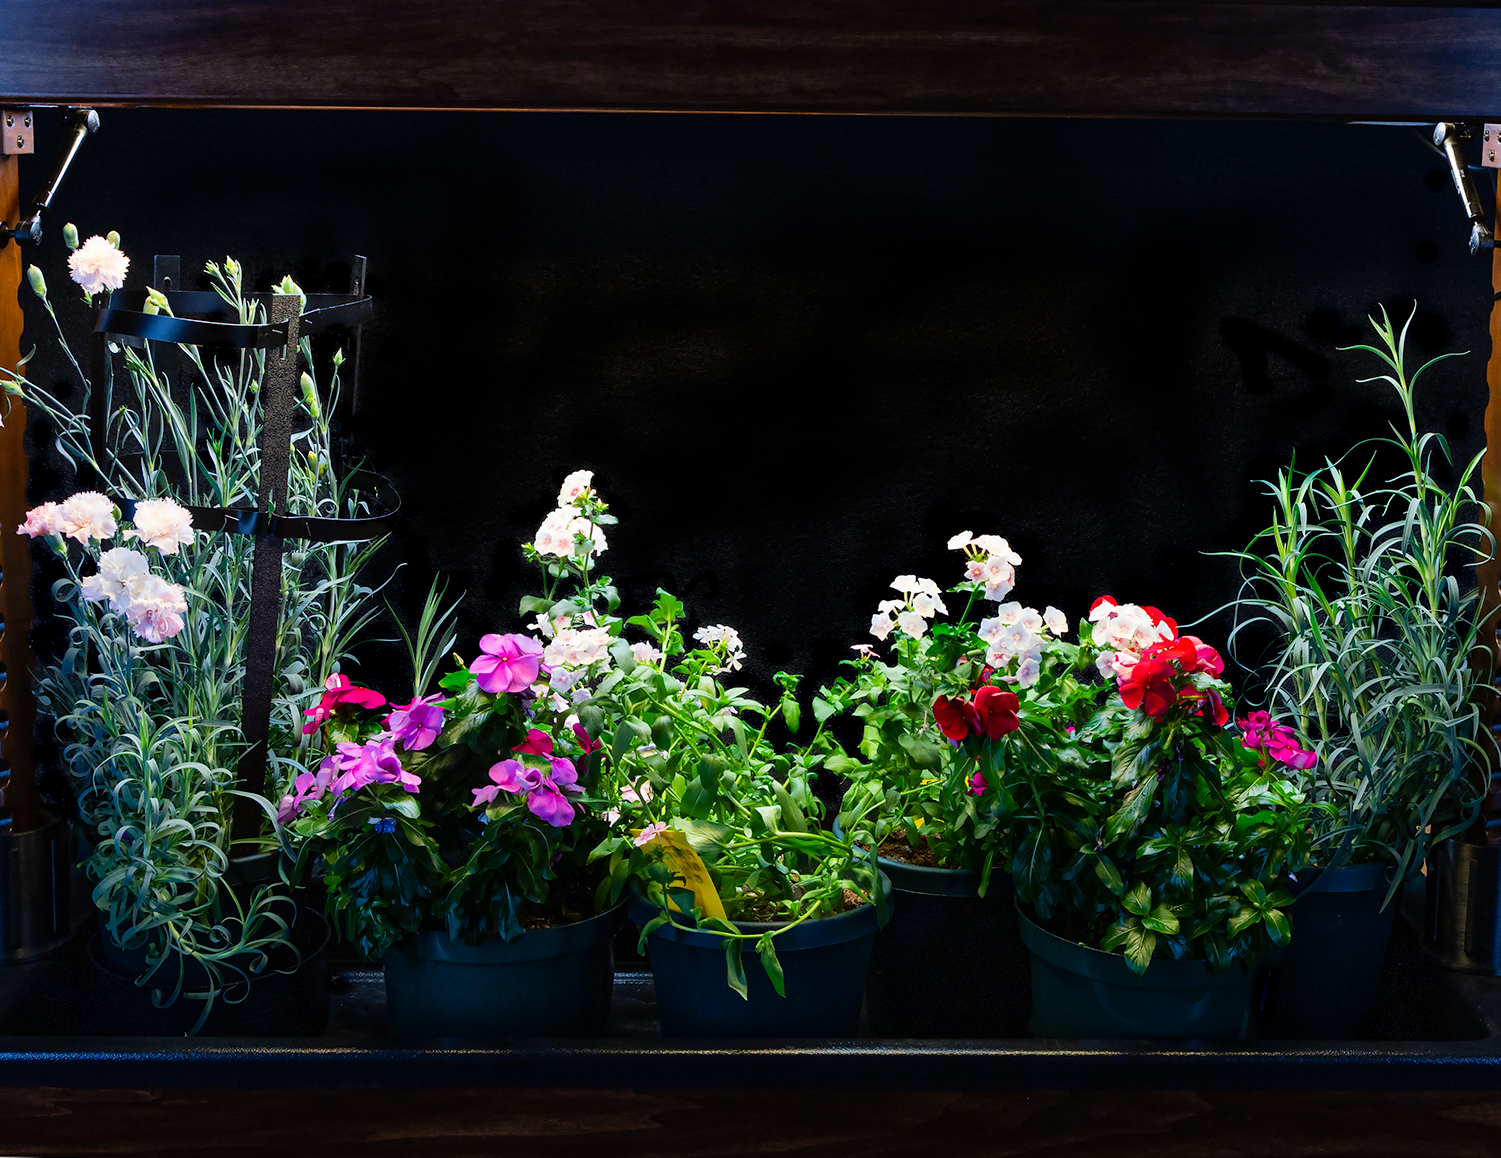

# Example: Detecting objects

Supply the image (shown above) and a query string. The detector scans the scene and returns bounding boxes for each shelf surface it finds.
[0,902,1499,1090]
[3,1,1501,119]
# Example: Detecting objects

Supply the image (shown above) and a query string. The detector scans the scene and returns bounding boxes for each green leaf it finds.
[1125,924,1157,974]
[1143,905,1179,935]
[438,668,471,692]
[1226,908,1260,939]
[675,818,734,864]
[1105,772,1159,841]
[1093,855,1126,896]
[812,696,837,723]
[636,913,670,954]
[756,934,786,997]
[518,595,552,615]
[781,695,801,734]
[609,638,637,674]
[1122,881,1152,917]
[769,780,808,834]
[1265,908,1291,944]
[725,938,749,1000]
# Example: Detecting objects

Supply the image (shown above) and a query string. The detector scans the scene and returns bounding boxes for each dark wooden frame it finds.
[2,1,1501,120]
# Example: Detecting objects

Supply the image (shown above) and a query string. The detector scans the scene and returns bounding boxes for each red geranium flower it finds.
[933,686,1021,741]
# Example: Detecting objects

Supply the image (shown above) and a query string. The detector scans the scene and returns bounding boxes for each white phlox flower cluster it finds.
[1089,597,1174,680]
[693,624,746,673]
[544,626,612,672]
[870,575,948,641]
[532,470,607,560]
[977,602,1069,688]
[947,531,1023,601]
[80,547,188,642]
[630,641,664,666]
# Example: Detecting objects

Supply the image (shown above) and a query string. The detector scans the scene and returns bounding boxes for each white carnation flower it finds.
[58,491,117,543]
[68,235,130,295]
[123,497,194,555]
[81,547,150,612]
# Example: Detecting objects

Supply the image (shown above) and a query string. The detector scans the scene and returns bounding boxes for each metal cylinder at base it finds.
[1424,837,1501,975]
[0,810,71,962]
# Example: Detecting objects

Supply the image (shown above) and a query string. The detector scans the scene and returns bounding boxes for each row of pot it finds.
[372,849,1404,1041]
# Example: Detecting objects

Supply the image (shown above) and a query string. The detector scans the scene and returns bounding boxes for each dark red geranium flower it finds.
[571,720,603,755]
[933,686,1021,741]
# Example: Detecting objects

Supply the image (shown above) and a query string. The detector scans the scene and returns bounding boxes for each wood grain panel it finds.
[1,1087,1501,1156]
[2,1,1501,119]
[0,155,37,834]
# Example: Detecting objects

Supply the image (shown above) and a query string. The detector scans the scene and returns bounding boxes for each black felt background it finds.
[17,111,1492,718]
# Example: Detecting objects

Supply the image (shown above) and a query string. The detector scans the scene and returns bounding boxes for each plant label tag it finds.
[640,829,728,921]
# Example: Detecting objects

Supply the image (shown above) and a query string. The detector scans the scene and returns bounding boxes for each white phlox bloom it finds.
[870,613,896,641]
[58,491,117,543]
[896,610,928,638]
[992,601,1025,627]
[1096,651,1119,679]
[890,574,923,594]
[545,627,612,670]
[630,641,664,665]
[568,516,607,557]
[1019,607,1044,634]
[1044,606,1068,635]
[965,560,986,582]
[533,508,574,557]
[1000,622,1039,654]
[81,547,150,612]
[124,497,194,554]
[972,535,1022,566]
[912,591,948,619]
[977,617,1004,643]
[693,624,747,672]
[557,469,594,507]
[1016,656,1042,687]
[947,531,973,551]
[877,599,904,613]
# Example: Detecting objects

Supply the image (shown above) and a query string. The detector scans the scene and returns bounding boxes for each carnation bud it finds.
[62,223,79,250]
[25,266,45,299]
[300,372,322,419]
[332,347,346,368]
[142,288,170,316]
[106,230,120,249]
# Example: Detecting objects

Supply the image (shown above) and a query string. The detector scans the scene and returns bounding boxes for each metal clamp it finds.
[0,107,98,249]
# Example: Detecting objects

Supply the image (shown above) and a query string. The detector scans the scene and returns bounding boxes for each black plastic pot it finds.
[87,906,331,1036]
[383,906,622,1039]
[1261,861,1398,1038]
[864,855,1030,1037]
[1424,837,1501,975]
[629,877,890,1038]
[1018,905,1256,1039]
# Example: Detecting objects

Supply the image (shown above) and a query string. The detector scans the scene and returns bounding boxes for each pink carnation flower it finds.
[18,502,64,538]
[68,235,130,296]
[57,491,117,543]
[124,574,187,642]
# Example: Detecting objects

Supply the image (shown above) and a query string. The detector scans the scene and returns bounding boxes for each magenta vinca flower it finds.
[385,694,445,751]
[325,734,420,799]
[470,755,583,827]
[472,758,543,807]
[303,673,388,734]
[276,766,334,824]
[513,728,553,756]
[470,633,545,695]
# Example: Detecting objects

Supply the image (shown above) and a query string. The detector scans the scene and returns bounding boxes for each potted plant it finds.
[585,586,889,1038]
[285,470,623,1039]
[993,598,1310,1038]
[12,242,384,1032]
[1229,307,1490,1034]
[823,533,1083,1036]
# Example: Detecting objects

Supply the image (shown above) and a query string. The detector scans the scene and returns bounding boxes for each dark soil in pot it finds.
[1260,861,1399,1039]
[383,905,623,1040]
[629,876,890,1038]
[1018,904,1256,1039]
[865,841,1030,1037]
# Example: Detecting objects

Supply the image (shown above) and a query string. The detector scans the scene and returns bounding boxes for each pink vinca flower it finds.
[326,735,420,799]
[384,694,445,751]
[68,235,130,295]
[470,632,545,694]
[634,821,669,848]
[276,766,333,824]
[472,758,543,807]
[527,758,584,827]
